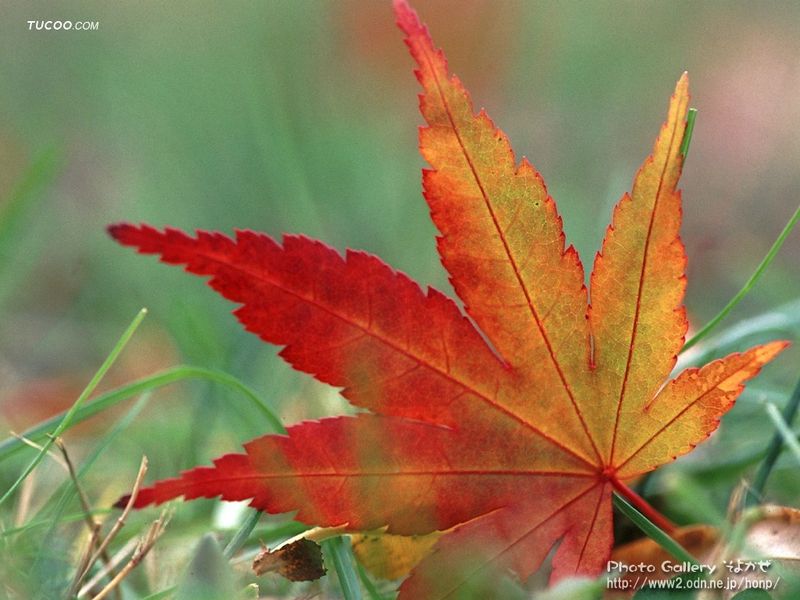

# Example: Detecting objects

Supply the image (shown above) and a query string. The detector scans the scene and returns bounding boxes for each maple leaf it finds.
[108,0,787,596]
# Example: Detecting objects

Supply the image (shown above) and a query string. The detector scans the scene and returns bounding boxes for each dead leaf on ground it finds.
[252,538,326,582]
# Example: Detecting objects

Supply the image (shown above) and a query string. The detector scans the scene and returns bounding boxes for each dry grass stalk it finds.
[66,455,149,599]
[88,510,170,600]
[77,537,139,598]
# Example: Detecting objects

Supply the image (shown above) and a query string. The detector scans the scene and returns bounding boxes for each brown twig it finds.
[89,509,169,600]
[77,537,139,598]
[69,528,103,600]
[54,437,118,600]
[55,438,95,526]
[67,455,148,599]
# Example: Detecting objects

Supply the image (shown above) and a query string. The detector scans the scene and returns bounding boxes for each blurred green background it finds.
[1,1,799,598]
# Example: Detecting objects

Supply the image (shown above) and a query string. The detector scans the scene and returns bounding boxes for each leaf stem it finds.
[610,477,676,534]
[682,203,800,353]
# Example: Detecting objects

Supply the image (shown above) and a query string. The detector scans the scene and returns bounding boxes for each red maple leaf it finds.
[108,1,786,596]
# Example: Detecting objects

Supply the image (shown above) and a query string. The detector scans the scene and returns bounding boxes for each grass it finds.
[682,203,800,353]
[612,495,700,567]
[0,365,284,464]
[0,308,148,507]
[1,2,799,598]
[0,206,796,599]
[324,536,363,600]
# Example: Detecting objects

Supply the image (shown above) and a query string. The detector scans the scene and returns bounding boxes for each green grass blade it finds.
[0,148,60,304]
[0,308,147,507]
[27,393,152,569]
[356,562,386,600]
[23,392,149,526]
[74,392,151,480]
[0,365,283,464]
[0,148,59,244]
[764,402,800,464]
[685,298,800,366]
[613,493,699,566]
[141,589,176,600]
[749,375,800,504]
[682,203,800,352]
[679,108,698,158]
[323,535,362,600]
[1,509,113,537]
[223,510,262,560]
